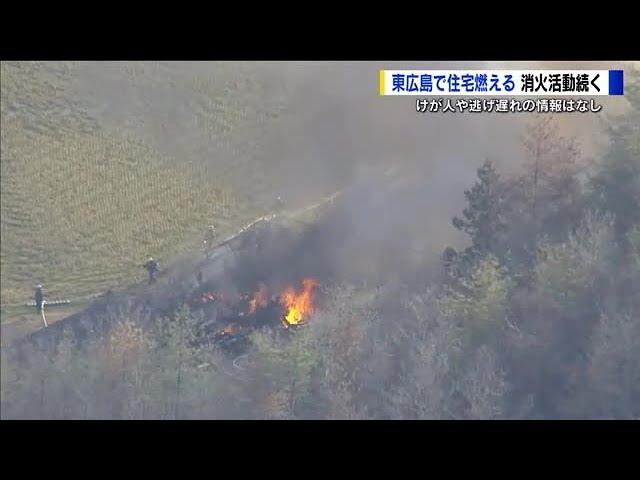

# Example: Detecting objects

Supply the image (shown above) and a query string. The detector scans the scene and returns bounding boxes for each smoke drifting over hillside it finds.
[253,62,631,246]
[3,61,638,420]
[52,61,631,250]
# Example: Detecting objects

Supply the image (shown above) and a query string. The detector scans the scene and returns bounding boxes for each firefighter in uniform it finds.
[143,257,159,284]
[203,225,217,259]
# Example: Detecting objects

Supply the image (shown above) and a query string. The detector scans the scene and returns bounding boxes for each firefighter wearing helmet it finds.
[203,225,217,259]
[143,257,159,284]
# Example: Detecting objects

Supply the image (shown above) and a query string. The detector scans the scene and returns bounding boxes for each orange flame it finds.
[248,282,270,314]
[221,324,237,335]
[279,278,319,327]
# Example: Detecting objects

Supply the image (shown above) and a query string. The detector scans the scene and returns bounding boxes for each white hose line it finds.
[233,353,249,371]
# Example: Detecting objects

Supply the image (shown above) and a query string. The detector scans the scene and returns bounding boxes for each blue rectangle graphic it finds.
[609,70,624,95]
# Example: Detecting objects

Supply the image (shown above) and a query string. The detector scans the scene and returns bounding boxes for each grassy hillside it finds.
[3,61,625,315]
[0,61,297,311]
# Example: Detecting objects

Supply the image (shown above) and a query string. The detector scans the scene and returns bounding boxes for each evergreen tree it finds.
[452,160,507,261]
[520,115,582,241]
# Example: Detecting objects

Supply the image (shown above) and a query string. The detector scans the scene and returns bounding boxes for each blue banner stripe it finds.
[609,70,624,95]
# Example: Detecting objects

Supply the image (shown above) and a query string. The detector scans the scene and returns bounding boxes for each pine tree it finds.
[452,160,507,260]
[514,115,584,251]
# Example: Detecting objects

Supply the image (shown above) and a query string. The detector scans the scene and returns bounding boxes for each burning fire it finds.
[221,324,237,335]
[198,292,217,304]
[195,278,321,342]
[248,282,270,314]
[279,278,320,327]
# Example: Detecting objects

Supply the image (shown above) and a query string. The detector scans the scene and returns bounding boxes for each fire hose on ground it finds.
[16,299,72,328]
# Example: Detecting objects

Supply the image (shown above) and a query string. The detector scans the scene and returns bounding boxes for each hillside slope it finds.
[0,62,295,309]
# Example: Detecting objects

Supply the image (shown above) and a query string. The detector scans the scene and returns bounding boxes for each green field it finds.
[0,61,303,315]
